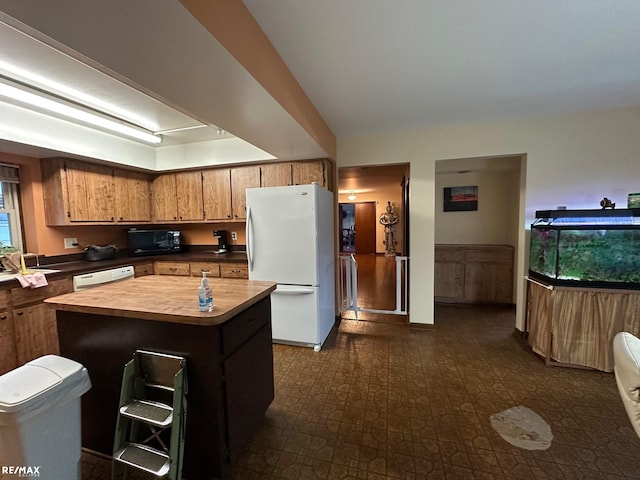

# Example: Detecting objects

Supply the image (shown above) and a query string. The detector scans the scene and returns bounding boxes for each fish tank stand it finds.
[526,208,640,371]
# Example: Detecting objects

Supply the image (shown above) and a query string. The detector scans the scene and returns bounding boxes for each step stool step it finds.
[120,399,173,427]
[113,443,170,477]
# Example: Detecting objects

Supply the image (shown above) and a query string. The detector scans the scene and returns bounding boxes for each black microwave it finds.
[127,229,181,256]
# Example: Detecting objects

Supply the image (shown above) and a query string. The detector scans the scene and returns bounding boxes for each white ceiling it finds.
[0,1,638,187]
[244,0,640,136]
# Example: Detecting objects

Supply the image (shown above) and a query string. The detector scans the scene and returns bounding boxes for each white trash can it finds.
[0,355,91,480]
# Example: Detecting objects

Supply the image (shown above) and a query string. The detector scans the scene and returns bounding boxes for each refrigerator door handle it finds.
[246,206,254,271]
[273,286,315,295]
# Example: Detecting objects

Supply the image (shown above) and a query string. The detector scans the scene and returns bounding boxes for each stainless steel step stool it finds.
[112,350,187,480]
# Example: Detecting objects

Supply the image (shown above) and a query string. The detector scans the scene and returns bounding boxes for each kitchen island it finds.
[45,275,276,480]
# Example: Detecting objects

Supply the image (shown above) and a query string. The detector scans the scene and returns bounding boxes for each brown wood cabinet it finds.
[134,262,154,277]
[10,277,72,365]
[221,263,249,279]
[0,290,17,375]
[260,159,332,189]
[42,157,333,226]
[157,260,248,279]
[203,169,233,221]
[114,170,152,223]
[293,160,329,187]
[190,262,222,278]
[434,244,514,304]
[41,158,153,225]
[154,261,191,276]
[231,166,261,220]
[65,159,114,222]
[13,303,60,365]
[260,163,293,187]
[152,171,204,222]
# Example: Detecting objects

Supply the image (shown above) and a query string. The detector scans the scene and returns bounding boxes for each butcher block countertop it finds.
[45,275,276,326]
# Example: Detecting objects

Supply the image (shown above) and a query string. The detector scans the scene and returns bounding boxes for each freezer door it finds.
[246,185,331,286]
[270,285,320,345]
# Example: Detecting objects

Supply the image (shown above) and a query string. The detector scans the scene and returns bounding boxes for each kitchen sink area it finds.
[0,268,61,282]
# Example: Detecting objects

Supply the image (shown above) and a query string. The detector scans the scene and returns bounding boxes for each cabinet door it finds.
[224,323,274,460]
[434,262,465,300]
[203,169,233,221]
[0,310,17,375]
[65,160,115,222]
[176,171,204,221]
[260,163,292,187]
[14,303,59,365]
[114,170,152,222]
[231,166,261,220]
[292,160,326,187]
[152,174,178,222]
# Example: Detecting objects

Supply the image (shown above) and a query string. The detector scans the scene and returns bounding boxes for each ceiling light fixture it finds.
[348,192,357,201]
[0,78,162,144]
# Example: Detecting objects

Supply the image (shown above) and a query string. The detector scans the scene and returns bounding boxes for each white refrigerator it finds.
[246,184,335,351]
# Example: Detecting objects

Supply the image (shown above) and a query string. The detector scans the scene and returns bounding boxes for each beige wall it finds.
[338,106,640,328]
[435,166,520,246]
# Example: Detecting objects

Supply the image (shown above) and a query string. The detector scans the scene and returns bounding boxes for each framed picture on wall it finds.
[443,186,478,212]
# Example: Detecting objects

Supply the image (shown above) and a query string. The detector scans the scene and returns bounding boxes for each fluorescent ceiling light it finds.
[0,59,159,131]
[0,80,162,144]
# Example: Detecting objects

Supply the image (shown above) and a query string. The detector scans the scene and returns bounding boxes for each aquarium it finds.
[529,209,640,289]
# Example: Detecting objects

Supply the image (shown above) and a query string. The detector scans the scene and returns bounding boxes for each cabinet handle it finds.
[227,215,231,218]
[16,311,23,316]
[200,269,210,273]
[0,315,6,320]
[170,267,177,271]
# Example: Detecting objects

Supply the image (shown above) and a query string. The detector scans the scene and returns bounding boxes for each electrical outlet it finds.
[64,237,78,249]
[231,231,238,241]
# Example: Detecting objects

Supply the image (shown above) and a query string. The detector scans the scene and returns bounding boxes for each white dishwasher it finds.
[72,265,135,291]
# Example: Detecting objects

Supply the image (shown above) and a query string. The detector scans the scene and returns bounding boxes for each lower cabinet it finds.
[154,261,191,276]
[134,262,154,277]
[435,244,514,304]
[13,303,60,365]
[0,290,18,374]
[155,260,248,279]
[221,263,248,279]
[10,277,72,366]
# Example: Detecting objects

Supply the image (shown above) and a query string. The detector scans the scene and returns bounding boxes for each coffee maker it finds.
[213,230,229,254]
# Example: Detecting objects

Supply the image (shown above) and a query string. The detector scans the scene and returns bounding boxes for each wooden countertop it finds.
[45,275,276,326]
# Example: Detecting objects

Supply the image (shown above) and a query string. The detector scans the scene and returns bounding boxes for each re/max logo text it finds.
[1,465,41,477]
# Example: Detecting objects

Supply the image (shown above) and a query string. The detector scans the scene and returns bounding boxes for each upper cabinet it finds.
[260,163,292,187]
[259,159,333,189]
[114,170,152,223]
[41,158,333,226]
[231,166,261,220]
[152,171,204,222]
[41,158,152,225]
[203,166,260,221]
[203,169,232,221]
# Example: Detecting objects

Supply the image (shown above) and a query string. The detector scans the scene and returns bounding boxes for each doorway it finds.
[337,163,410,321]
[339,202,376,254]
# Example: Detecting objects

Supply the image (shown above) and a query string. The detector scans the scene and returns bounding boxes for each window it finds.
[0,164,23,252]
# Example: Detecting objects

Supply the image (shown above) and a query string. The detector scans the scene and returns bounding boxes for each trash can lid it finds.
[0,364,61,408]
[0,355,90,414]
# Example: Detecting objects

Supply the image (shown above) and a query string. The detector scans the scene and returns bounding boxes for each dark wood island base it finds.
[46,276,277,480]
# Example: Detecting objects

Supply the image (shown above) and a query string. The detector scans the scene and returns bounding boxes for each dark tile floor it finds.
[84,304,640,479]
